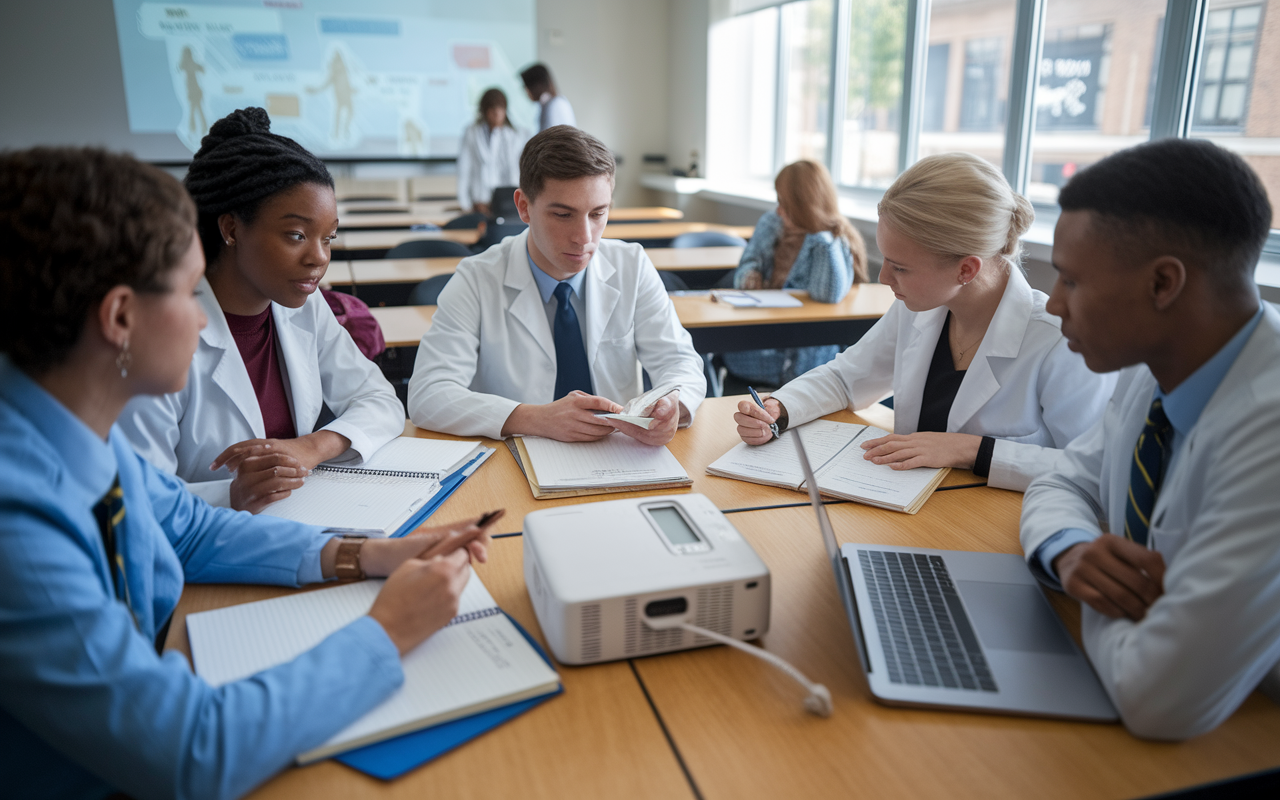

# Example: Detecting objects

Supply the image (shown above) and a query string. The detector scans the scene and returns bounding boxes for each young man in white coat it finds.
[407,126,706,444]
[1021,138,1280,740]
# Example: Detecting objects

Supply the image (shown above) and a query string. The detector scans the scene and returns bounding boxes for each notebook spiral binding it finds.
[446,606,503,627]
[314,465,442,480]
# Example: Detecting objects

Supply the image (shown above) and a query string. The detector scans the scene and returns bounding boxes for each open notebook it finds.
[509,433,692,499]
[707,419,948,514]
[186,573,561,764]
[262,438,493,536]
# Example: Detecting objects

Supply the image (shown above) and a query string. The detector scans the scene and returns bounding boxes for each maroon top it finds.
[224,306,298,441]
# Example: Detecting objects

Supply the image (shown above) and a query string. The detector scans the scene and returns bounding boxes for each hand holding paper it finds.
[605,390,681,446]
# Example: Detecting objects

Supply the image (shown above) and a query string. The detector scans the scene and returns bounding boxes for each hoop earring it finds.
[116,339,132,379]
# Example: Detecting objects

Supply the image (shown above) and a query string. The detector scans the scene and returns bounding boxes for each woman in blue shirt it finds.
[0,147,492,800]
[723,160,868,387]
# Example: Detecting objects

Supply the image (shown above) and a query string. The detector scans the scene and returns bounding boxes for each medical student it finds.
[1021,139,1280,740]
[119,107,404,513]
[735,152,1115,491]
[407,125,706,445]
[520,63,576,131]
[457,88,526,215]
[723,159,869,387]
[0,146,493,799]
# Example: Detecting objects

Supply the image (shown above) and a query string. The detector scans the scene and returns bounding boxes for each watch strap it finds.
[334,536,367,580]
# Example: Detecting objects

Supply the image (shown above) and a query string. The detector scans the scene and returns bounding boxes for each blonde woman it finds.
[724,160,869,386]
[735,152,1116,491]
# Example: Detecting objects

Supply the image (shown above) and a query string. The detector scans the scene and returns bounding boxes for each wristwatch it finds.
[334,536,368,580]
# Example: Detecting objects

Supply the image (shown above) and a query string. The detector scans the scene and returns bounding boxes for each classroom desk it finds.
[631,500,1280,799]
[333,223,755,257]
[163,537,695,800]
[336,206,684,231]
[369,286,896,351]
[645,245,744,272]
[395,396,979,537]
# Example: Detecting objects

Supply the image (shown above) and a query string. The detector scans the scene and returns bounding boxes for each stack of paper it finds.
[710,289,804,308]
[511,434,693,499]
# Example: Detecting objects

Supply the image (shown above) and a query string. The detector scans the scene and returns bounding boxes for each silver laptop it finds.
[792,434,1117,721]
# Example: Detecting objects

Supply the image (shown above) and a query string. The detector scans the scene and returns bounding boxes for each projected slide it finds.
[112,1,536,158]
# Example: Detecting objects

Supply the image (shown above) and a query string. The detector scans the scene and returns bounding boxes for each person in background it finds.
[408,126,706,445]
[457,88,526,216]
[1021,139,1280,740]
[735,152,1115,492]
[520,63,576,131]
[723,160,869,387]
[118,107,404,513]
[0,146,493,800]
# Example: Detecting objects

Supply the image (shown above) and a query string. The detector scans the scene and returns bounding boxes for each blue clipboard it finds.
[334,612,563,780]
[389,450,491,538]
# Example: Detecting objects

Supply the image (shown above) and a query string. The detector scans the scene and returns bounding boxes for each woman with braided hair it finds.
[119,107,404,513]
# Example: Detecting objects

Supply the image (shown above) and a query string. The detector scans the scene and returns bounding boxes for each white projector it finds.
[523,494,771,665]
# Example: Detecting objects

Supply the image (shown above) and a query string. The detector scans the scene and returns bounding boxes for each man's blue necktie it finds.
[552,281,592,399]
[1125,398,1173,546]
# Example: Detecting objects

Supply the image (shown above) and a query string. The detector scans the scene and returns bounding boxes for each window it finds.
[960,37,1006,131]
[1193,3,1262,128]
[838,0,908,188]
[707,6,780,183]
[922,43,949,133]
[780,0,836,165]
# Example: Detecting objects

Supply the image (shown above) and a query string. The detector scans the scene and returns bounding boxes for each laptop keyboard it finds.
[857,551,997,692]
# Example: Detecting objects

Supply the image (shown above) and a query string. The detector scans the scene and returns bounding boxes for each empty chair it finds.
[489,186,519,221]
[671,231,748,248]
[470,222,528,254]
[443,212,486,230]
[658,271,689,292]
[407,273,454,305]
[385,239,474,259]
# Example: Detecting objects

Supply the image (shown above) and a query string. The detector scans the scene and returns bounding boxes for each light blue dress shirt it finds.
[527,246,587,338]
[537,93,576,130]
[0,358,404,800]
[1034,307,1266,582]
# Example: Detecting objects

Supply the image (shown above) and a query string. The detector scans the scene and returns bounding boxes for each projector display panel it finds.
[111,0,537,159]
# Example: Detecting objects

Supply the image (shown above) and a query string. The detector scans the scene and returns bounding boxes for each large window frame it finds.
[729,0,1280,249]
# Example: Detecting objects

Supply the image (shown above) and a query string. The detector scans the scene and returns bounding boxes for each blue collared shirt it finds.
[1036,307,1267,581]
[527,245,588,338]
[0,357,402,800]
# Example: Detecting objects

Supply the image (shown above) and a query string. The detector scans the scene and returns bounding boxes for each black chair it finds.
[471,222,529,253]
[407,273,454,305]
[489,186,519,221]
[658,271,690,292]
[671,231,748,248]
[384,239,474,260]
[443,212,486,230]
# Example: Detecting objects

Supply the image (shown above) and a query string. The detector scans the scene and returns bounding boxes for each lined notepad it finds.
[518,434,691,491]
[707,420,948,514]
[261,438,492,536]
[187,574,561,764]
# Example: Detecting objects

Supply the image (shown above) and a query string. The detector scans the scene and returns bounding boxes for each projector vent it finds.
[623,598,683,655]
[693,584,735,645]
[529,560,545,601]
[579,604,602,661]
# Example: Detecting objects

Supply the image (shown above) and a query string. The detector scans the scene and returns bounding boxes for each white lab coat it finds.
[456,122,525,212]
[119,277,405,507]
[406,230,707,438]
[771,267,1114,491]
[1020,305,1280,740]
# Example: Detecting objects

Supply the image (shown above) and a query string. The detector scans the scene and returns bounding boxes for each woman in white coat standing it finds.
[457,88,525,215]
[119,107,404,512]
[735,152,1116,491]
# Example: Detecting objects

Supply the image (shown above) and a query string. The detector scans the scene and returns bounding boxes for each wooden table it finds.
[333,223,755,258]
[336,206,684,231]
[646,246,743,272]
[369,286,896,351]
[164,537,695,800]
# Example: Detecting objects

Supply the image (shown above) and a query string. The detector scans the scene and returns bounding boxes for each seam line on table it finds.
[628,660,705,800]
[935,482,988,491]
[720,500,850,514]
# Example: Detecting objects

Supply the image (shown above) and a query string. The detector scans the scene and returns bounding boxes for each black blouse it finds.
[917,313,966,433]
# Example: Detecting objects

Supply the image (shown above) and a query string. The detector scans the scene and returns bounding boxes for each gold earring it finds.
[116,339,132,379]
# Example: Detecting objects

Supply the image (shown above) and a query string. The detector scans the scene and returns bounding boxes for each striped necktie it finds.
[1124,398,1173,547]
[92,476,138,630]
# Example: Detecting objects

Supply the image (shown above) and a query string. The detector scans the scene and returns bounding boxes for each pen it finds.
[748,386,781,441]
[477,509,505,528]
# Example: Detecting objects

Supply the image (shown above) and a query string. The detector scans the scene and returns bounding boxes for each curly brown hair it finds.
[0,147,197,373]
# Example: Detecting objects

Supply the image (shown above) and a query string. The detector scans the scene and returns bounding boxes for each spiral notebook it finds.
[186,573,562,765]
[262,438,491,535]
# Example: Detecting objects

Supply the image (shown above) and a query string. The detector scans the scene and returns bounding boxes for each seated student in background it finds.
[1021,139,1280,740]
[735,152,1114,491]
[408,125,707,445]
[723,159,868,387]
[0,147,493,799]
[521,63,576,131]
[457,88,526,216]
[119,107,404,513]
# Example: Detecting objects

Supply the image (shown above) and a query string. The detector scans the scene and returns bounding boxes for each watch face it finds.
[336,537,366,580]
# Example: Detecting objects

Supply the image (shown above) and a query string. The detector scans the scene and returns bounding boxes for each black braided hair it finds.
[183,107,333,264]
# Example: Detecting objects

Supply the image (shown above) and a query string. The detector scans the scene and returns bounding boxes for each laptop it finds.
[791,434,1117,721]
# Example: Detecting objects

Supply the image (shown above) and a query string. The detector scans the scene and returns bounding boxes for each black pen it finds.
[748,386,780,440]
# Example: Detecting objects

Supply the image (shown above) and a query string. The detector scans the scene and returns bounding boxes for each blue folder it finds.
[334,612,562,780]
[389,449,492,538]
